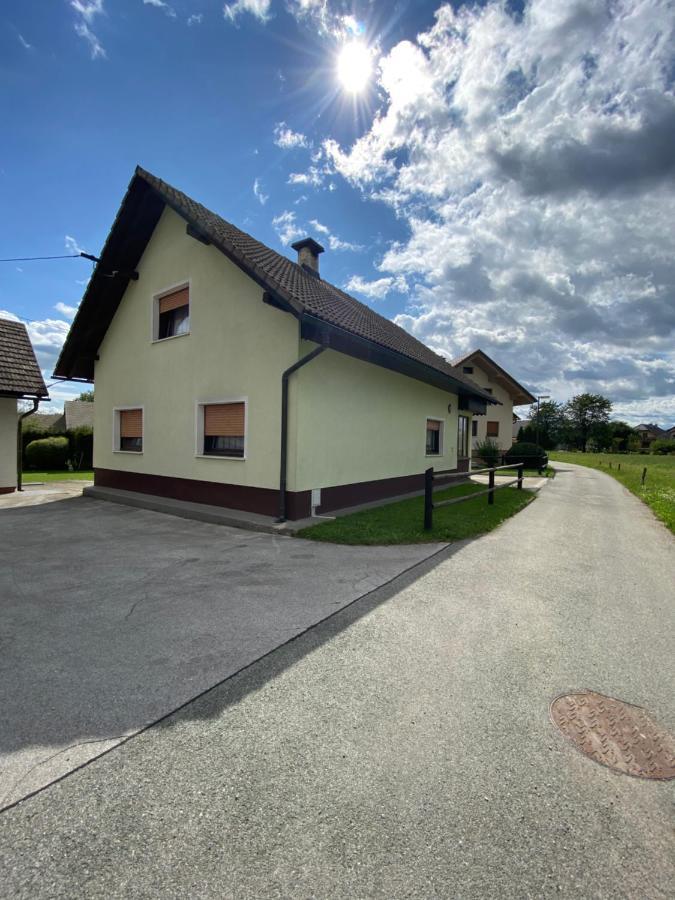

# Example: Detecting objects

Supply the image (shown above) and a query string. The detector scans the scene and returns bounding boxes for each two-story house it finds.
[451,350,535,456]
[54,167,496,520]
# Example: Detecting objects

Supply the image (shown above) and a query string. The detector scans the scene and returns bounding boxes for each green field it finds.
[549,452,675,533]
[297,481,534,545]
[22,470,94,483]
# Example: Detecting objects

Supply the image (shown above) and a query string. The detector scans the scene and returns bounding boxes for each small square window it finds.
[487,421,499,437]
[426,418,442,455]
[463,366,474,374]
[154,285,189,340]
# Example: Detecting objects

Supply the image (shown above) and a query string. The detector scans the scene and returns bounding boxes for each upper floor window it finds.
[154,284,189,341]
[199,401,246,458]
[462,366,474,374]
[114,407,143,452]
[426,418,443,456]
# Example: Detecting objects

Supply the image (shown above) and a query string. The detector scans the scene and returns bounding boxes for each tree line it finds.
[516,393,644,453]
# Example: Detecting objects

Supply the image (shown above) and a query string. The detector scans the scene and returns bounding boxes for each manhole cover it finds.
[550,690,675,780]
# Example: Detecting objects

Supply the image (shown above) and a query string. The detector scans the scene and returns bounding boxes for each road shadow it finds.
[0,494,463,810]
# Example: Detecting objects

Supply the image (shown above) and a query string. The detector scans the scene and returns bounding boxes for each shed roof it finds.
[0,318,49,399]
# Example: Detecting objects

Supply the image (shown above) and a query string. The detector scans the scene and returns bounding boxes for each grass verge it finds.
[492,465,556,478]
[22,470,94,482]
[549,452,674,534]
[297,482,535,545]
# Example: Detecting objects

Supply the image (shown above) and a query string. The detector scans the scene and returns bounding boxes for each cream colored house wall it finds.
[291,344,459,491]
[0,398,17,491]
[464,364,514,453]
[93,207,300,490]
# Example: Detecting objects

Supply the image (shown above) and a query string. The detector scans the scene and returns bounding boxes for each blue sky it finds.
[1,0,674,425]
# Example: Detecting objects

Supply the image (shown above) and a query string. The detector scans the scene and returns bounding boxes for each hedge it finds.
[505,441,548,468]
[25,436,70,470]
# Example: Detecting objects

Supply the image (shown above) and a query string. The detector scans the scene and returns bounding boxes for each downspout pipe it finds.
[276,345,326,522]
[17,398,40,492]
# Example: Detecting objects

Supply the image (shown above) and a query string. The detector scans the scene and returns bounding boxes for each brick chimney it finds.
[291,237,324,276]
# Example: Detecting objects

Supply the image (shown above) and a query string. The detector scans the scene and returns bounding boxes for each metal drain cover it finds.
[550,690,675,780]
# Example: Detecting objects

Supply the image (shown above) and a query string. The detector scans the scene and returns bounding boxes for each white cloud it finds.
[345,274,408,300]
[65,235,85,255]
[253,177,268,205]
[272,210,303,245]
[18,34,32,50]
[0,310,71,383]
[70,1,106,59]
[309,219,361,252]
[55,302,78,319]
[320,0,675,418]
[288,167,323,187]
[0,310,20,322]
[274,122,308,149]
[143,0,176,17]
[224,0,271,23]
[187,13,203,25]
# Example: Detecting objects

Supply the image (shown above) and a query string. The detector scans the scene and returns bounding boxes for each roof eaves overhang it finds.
[453,349,536,406]
[0,390,50,400]
[300,314,496,409]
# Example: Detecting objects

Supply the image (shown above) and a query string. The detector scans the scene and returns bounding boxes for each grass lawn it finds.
[22,470,94,482]
[549,452,675,533]
[297,481,535,545]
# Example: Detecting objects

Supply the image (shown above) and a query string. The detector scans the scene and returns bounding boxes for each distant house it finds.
[450,349,535,455]
[635,423,665,449]
[513,417,531,443]
[24,400,94,433]
[53,166,495,519]
[0,319,49,493]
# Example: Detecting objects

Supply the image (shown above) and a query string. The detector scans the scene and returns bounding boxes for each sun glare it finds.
[337,41,372,94]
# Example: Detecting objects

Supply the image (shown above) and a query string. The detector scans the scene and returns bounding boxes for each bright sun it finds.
[337,41,372,93]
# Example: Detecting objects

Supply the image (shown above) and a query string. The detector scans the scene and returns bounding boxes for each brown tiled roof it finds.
[137,168,493,401]
[0,318,48,398]
[450,348,536,406]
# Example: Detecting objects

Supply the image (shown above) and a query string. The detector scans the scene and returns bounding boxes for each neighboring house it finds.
[635,423,665,449]
[24,400,94,433]
[0,319,49,493]
[63,399,94,430]
[664,426,675,440]
[54,167,495,519]
[450,349,535,455]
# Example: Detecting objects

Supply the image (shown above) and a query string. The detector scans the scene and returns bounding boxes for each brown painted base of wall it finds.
[94,463,466,520]
[0,486,16,495]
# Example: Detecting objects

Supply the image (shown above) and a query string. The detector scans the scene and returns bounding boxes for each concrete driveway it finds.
[0,495,444,810]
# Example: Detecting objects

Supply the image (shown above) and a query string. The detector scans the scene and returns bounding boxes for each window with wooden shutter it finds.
[425,418,442,455]
[487,421,499,437]
[156,285,190,339]
[118,408,143,452]
[203,402,245,457]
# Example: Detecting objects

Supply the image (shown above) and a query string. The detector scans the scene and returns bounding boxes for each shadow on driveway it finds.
[0,495,452,810]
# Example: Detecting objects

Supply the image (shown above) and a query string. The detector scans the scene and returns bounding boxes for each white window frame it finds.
[112,405,144,454]
[195,397,248,461]
[151,279,191,343]
[425,416,444,458]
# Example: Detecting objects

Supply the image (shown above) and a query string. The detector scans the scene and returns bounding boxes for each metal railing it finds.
[423,463,524,530]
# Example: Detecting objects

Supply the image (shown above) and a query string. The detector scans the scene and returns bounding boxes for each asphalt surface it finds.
[2,463,674,898]
[0,495,443,809]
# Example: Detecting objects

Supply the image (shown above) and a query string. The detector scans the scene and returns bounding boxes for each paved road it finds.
[2,463,674,898]
[0,496,443,809]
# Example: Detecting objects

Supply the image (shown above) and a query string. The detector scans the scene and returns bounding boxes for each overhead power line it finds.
[0,253,82,262]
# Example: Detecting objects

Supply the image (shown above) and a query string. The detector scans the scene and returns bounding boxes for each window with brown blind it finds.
[202,402,245,457]
[487,421,499,437]
[156,285,189,340]
[117,408,143,452]
[425,418,442,455]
